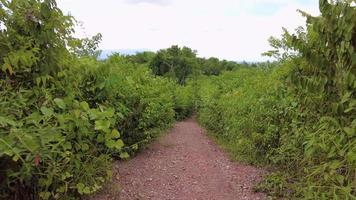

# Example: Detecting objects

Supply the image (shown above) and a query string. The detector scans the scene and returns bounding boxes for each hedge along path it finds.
[90,117,266,200]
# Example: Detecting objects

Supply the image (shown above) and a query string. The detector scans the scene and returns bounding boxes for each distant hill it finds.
[99,49,151,60]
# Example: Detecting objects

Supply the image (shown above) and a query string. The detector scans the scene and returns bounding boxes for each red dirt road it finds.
[91,117,266,200]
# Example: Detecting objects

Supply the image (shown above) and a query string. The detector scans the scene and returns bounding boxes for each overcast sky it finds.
[57,0,319,61]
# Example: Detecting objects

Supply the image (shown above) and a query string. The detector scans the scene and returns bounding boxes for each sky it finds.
[57,0,320,61]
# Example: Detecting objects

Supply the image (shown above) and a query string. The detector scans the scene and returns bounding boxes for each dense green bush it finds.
[0,1,179,199]
[196,66,291,164]
[173,83,195,120]
[0,57,177,199]
[196,1,355,198]
[91,55,176,149]
[197,57,241,76]
[149,45,244,84]
[150,45,198,85]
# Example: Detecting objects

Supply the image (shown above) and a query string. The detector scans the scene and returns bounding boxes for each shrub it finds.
[196,1,356,198]
[0,1,177,199]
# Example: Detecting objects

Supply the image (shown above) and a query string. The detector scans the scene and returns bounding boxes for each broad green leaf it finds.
[95,120,110,131]
[12,155,20,162]
[20,134,40,152]
[54,98,66,110]
[40,107,54,117]
[80,101,90,111]
[62,142,72,150]
[0,116,17,126]
[105,140,115,149]
[115,139,124,149]
[39,192,51,200]
[110,129,120,139]
[119,152,130,159]
[97,134,104,143]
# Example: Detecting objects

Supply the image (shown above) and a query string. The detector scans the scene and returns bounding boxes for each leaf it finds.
[25,112,42,125]
[343,127,354,137]
[54,98,66,110]
[7,64,13,75]
[80,101,90,111]
[115,139,124,149]
[62,142,72,150]
[335,174,345,184]
[131,144,139,151]
[344,106,353,113]
[329,160,342,170]
[341,92,352,103]
[40,107,54,117]
[104,108,115,118]
[88,109,101,120]
[76,183,85,194]
[40,132,64,144]
[347,151,356,163]
[36,77,41,86]
[110,129,120,139]
[81,143,89,151]
[83,186,91,194]
[73,109,81,118]
[119,152,130,159]
[12,155,20,162]
[0,116,17,126]
[95,120,110,131]
[39,192,51,200]
[2,62,13,75]
[97,134,104,143]
[105,140,115,149]
[20,134,40,152]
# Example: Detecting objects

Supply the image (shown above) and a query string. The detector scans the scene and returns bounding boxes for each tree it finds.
[125,51,156,64]
[0,0,76,84]
[201,57,222,75]
[150,45,198,84]
[73,33,103,58]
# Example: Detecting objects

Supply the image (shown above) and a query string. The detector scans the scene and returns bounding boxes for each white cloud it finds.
[57,0,319,61]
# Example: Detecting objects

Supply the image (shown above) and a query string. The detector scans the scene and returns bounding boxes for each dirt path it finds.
[91,117,266,200]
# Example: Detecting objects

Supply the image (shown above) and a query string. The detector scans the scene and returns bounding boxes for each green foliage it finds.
[196,1,356,199]
[0,0,75,83]
[150,45,198,85]
[2,0,353,199]
[92,55,176,149]
[124,51,156,64]
[197,57,241,76]
[267,1,355,198]
[0,78,118,199]
[73,33,103,58]
[196,65,290,164]
[0,1,179,199]
[0,54,179,199]
[173,83,195,120]
[148,46,243,83]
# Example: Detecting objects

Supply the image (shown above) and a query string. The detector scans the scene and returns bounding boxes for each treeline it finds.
[194,1,355,199]
[0,0,192,199]
[123,45,263,84]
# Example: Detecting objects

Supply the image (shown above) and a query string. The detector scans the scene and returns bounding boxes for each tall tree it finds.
[150,45,198,84]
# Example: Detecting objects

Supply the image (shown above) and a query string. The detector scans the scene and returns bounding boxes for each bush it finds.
[0,1,177,199]
[197,66,291,164]
[173,83,195,120]
[196,1,356,198]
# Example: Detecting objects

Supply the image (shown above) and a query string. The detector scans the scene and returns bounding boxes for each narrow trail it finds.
[91,117,266,200]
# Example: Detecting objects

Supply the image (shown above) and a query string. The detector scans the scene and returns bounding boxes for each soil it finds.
[89,117,266,200]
